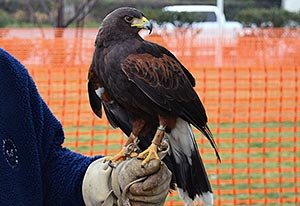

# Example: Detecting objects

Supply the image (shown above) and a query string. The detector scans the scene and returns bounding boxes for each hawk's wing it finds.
[87,67,102,119]
[88,66,132,136]
[121,41,219,159]
[121,41,207,128]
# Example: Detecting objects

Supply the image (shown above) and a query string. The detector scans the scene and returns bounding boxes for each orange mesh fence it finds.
[1,28,299,205]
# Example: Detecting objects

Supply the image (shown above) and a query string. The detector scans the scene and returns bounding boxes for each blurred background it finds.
[0,0,299,205]
[0,0,300,28]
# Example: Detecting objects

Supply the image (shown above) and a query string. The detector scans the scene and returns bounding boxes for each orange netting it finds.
[1,28,299,205]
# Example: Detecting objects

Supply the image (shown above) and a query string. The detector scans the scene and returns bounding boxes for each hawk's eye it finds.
[124,16,134,23]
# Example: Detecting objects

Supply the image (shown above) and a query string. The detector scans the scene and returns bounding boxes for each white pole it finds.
[217,0,224,14]
[216,0,224,67]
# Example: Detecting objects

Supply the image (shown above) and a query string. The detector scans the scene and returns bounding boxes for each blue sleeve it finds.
[0,48,102,206]
[38,100,101,206]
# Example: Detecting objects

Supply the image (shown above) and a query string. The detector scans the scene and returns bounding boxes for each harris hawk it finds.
[88,7,220,205]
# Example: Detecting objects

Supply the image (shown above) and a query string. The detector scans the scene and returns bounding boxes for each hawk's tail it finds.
[200,125,221,162]
[165,118,213,206]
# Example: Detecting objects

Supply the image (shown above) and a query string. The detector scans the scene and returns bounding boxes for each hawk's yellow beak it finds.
[131,17,153,34]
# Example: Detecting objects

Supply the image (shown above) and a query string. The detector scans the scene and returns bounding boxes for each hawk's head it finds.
[101,7,152,37]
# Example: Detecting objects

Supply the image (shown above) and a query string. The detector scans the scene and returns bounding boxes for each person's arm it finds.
[42,144,100,206]
[39,108,100,205]
[0,48,100,205]
[20,59,103,206]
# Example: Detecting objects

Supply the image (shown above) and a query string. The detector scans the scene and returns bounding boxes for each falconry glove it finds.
[82,141,172,206]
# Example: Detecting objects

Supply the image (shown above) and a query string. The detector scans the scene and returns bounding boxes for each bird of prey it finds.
[88,7,220,205]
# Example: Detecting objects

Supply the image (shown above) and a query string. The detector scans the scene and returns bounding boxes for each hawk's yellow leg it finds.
[106,133,138,162]
[137,125,165,166]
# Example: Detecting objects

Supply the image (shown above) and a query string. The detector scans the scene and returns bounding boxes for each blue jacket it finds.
[0,48,100,206]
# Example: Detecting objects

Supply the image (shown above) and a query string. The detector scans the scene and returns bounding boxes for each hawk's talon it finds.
[107,140,140,163]
[137,143,160,166]
[124,140,140,156]
[106,147,127,163]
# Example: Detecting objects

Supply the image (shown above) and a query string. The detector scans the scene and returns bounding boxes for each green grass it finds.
[64,121,300,205]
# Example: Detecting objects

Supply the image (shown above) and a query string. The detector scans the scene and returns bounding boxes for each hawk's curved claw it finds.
[137,143,160,166]
[106,147,127,162]
[106,141,140,163]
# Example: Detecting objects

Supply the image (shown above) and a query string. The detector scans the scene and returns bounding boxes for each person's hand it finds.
[114,158,172,206]
[82,157,172,206]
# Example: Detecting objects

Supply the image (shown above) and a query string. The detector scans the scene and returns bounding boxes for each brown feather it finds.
[122,53,197,103]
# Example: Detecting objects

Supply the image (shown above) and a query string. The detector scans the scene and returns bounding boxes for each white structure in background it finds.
[217,0,224,14]
[282,0,300,12]
[159,5,242,67]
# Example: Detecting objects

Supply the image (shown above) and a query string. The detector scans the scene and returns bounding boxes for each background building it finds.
[282,0,300,12]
